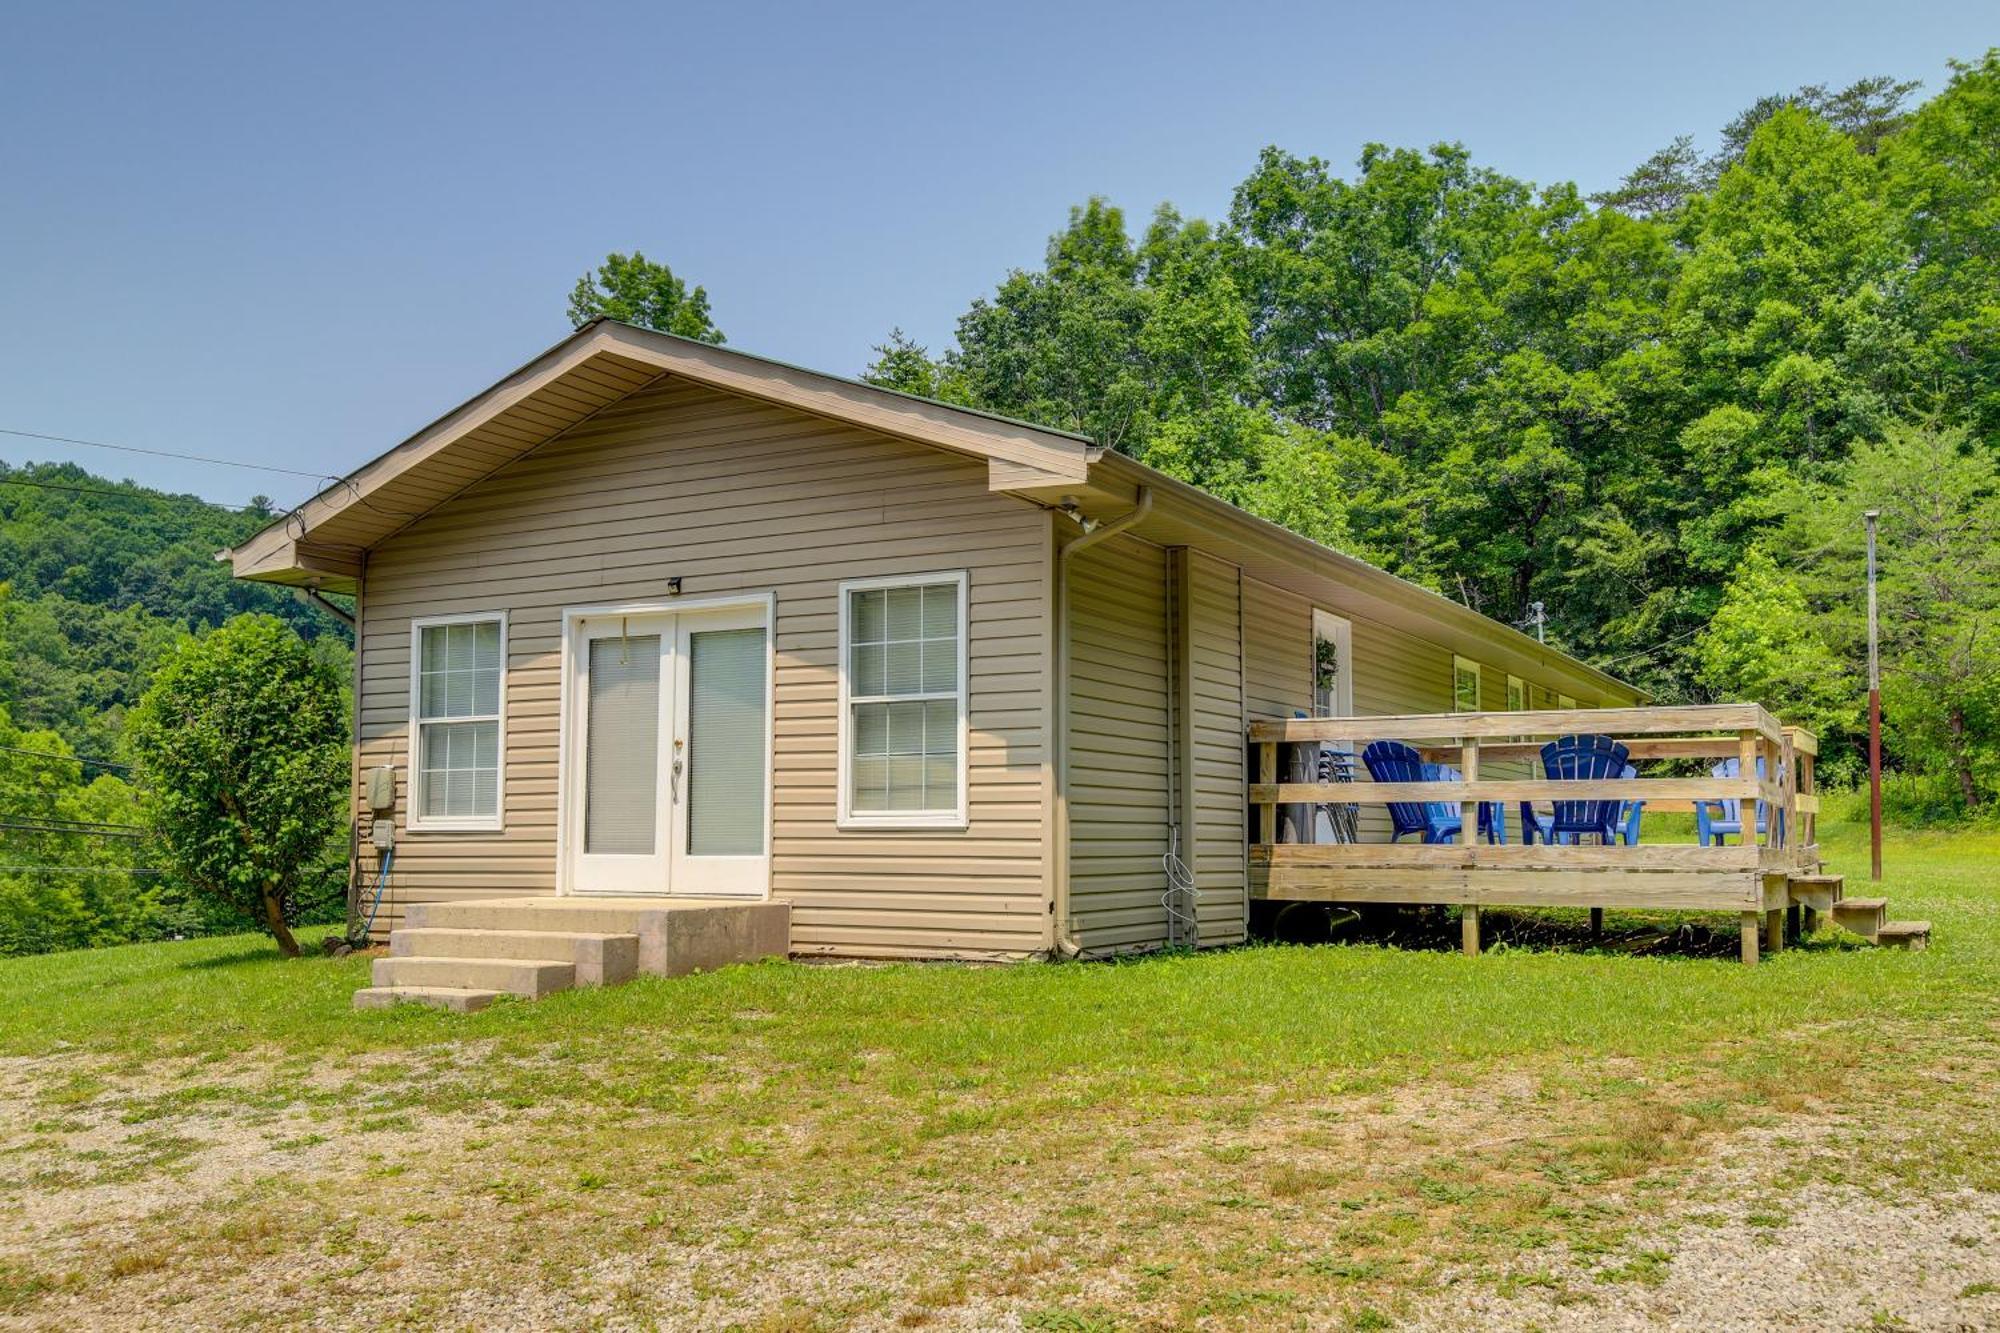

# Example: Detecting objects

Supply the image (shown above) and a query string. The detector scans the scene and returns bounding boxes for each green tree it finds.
[568,251,725,343]
[1594,136,1702,219]
[1788,422,2000,808]
[860,328,950,398]
[948,198,1154,450]
[0,702,162,956]
[1694,547,1860,767]
[126,616,349,956]
[1880,51,2000,440]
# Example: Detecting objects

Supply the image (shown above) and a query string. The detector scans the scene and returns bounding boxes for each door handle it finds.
[671,738,685,801]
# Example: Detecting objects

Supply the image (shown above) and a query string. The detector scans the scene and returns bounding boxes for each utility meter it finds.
[367,766,397,850]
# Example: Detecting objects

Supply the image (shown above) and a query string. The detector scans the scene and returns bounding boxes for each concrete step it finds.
[405,897,790,976]
[392,927,638,986]
[1831,896,1889,942]
[373,955,575,998]
[354,986,503,1014]
[1876,920,1932,951]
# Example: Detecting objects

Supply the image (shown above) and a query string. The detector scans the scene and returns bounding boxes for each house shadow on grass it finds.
[180,943,320,971]
[1254,902,1849,961]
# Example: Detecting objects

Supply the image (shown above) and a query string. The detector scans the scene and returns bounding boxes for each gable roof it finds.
[222,318,1094,587]
[224,319,1639,701]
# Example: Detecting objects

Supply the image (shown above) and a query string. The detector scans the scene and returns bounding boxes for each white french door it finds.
[561,601,771,898]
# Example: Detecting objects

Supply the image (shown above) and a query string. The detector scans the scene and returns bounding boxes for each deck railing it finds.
[1246,705,1819,924]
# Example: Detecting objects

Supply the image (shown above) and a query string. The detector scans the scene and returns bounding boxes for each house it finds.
[224,317,1671,1002]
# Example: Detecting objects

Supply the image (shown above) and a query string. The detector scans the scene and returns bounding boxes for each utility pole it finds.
[1527,601,1546,644]
[1865,508,1882,881]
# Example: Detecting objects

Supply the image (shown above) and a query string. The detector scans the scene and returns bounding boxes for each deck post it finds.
[1765,907,1784,955]
[1461,905,1480,957]
[1257,741,1277,846]
[1738,729,1761,849]
[1590,907,1604,939]
[1740,911,1760,965]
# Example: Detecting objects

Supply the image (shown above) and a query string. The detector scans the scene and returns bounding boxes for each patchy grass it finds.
[0,815,1994,1328]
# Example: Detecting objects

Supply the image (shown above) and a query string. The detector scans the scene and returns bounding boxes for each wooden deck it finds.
[1247,705,1822,964]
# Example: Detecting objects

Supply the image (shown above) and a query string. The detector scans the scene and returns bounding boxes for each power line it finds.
[0,820,148,840]
[0,865,164,876]
[0,811,146,830]
[1592,623,1706,670]
[0,427,324,479]
[0,744,133,773]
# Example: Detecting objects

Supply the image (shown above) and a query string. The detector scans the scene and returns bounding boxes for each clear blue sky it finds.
[2,0,1991,511]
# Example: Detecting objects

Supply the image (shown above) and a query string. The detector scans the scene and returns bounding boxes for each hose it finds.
[1162,825,1199,949]
[355,846,394,943]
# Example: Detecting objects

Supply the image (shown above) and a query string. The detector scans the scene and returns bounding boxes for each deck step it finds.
[1876,920,1931,951]
[392,927,638,986]
[372,955,575,998]
[1786,874,1843,914]
[353,986,503,1013]
[1831,896,1889,942]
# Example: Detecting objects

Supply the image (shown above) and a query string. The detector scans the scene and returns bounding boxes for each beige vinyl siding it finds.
[1243,577,1462,845]
[1063,533,1172,954]
[1185,551,1247,945]
[356,378,1051,960]
[1242,576,1313,723]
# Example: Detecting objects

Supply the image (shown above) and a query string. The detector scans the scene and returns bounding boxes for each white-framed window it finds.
[1506,674,1528,713]
[1452,656,1483,712]
[408,612,506,830]
[837,572,967,829]
[1311,610,1354,718]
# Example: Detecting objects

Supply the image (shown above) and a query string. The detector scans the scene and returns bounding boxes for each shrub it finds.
[126,615,348,955]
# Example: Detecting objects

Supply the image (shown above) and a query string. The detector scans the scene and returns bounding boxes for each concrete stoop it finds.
[354,897,791,1012]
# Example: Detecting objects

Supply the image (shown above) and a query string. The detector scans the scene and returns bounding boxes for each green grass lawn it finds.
[1,815,1995,1329]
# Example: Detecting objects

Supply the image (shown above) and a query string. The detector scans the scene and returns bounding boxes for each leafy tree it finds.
[1694,547,1861,773]
[0,703,165,956]
[861,328,951,398]
[1594,135,1703,219]
[948,198,1154,450]
[0,463,344,758]
[1880,51,2000,440]
[1706,74,1922,181]
[568,251,725,343]
[126,616,349,956]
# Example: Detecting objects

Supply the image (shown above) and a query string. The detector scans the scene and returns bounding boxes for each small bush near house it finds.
[126,615,349,956]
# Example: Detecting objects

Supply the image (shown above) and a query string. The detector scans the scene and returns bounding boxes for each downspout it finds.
[342,570,366,944]
[1051,485,1153,958]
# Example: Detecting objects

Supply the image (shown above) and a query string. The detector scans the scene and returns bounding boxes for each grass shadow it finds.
[179,944,306,971]
[1259,901,1779,961]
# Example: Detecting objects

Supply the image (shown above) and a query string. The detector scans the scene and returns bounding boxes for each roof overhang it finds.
[222,319,1093,592]
[222,320,1637,701]
[1023,453,1646,704]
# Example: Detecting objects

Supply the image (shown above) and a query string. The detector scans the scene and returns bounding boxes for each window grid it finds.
[1452,656,1483,713]
[842,577,965,823]
[412,616,504,827]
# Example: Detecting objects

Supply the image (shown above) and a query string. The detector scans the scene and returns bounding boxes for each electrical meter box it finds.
[366,766,396,815]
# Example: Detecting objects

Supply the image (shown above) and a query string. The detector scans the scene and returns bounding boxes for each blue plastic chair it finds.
[1539,735,1632,845]
[1430,763,1507,844]
[1696,757,1770,846]
[1615,763,1645,845]
[1362,741,1461,844]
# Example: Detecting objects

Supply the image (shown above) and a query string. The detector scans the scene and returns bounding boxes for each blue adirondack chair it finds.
[1432,763,1507,844]
[1539,735,1632,845]
[1362,741,1461,843]
[1615,763,1645,845]
[1695,757,1773,846]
